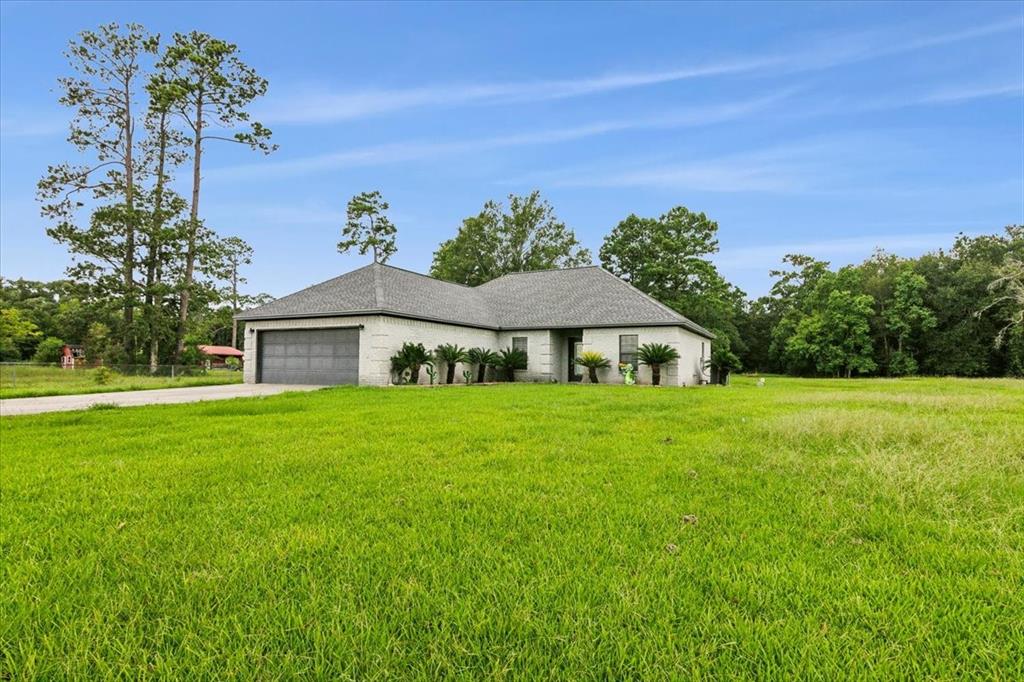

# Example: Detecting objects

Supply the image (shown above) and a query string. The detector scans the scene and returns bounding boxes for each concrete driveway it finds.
[0,383,325,417]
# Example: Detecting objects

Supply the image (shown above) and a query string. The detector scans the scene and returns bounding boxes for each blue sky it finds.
[1,1,1022,298]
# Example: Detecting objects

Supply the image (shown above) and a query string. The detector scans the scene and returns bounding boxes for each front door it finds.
[568,337,583,382]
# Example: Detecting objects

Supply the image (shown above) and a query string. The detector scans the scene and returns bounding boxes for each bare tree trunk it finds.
[230,258,239,349]
[146,110,171,373]
[122,80,137,361]
[651,364,662,386]
[174,90,203,362]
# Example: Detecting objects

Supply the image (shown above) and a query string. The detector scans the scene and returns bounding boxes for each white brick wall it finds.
[367,316,499,385]
[243,315,501,386]
[581,326,710,386]
[496,329,557,382]
[243,315,710,387]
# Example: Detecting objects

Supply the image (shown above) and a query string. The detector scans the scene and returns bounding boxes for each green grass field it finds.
[0,364,242,399]
[2,377,1022,678]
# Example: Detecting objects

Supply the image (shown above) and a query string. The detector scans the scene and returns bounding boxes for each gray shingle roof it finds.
[238,263,714,338]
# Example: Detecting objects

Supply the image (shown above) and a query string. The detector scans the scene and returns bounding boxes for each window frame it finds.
[619,334,639,369]
[512,336,528,363]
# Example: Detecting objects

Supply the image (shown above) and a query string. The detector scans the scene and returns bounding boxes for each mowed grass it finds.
[0,364,242,399]
[1,377,1022,679]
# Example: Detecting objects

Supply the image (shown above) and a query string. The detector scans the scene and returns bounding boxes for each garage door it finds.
[257,328,360,385]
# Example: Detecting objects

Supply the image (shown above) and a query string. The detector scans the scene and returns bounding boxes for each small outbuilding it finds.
[198,344,244,369]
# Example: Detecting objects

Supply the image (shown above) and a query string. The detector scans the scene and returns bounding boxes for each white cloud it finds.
[528,137,853,194]
[210,92,791,180]
[257,57,778,125]
[258,15,1023,125]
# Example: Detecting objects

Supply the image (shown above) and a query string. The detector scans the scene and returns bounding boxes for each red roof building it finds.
[198,345,244,367]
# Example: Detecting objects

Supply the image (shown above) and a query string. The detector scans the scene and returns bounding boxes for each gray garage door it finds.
[258,328,360,385]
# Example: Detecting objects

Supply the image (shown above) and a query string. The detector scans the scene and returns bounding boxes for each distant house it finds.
[198,345,244,368]
[236,263,714,387]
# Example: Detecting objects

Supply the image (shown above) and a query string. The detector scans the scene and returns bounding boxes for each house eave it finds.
[236,309,716,339]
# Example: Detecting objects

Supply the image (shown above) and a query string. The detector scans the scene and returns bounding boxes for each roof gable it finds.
[238,263,713,338]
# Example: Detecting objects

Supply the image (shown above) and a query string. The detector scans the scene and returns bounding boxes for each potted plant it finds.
[467,347,498,383]
[577,351,611,383]
[436,343,469,384]
[494,347,527,382]
[637,343,680,386]
[704,346,741,385]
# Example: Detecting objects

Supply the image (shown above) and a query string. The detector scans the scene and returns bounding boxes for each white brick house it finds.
[237,264,714,386]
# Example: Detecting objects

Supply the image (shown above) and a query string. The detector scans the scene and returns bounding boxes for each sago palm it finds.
[577,351,610,384]
[467,347,498,383]
[390,342,432,384]
[436,343,469,384]
[494,347,527,382]
[637,342,680,386]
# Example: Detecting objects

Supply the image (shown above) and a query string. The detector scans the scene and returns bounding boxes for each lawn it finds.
[0,364,242,399]
[1,377,1022,678]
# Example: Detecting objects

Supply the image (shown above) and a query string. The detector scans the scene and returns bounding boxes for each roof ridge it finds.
[371,262,384,308]
[374,262,477,289]
[592,268,715,337]
[476,264,602,286]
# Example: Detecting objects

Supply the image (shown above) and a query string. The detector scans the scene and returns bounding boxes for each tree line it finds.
[339,189,1023,378]
[3,23,1021,378]
[21,23,275,368]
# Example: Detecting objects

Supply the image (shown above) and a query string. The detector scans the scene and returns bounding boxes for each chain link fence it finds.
[0,362,243,398]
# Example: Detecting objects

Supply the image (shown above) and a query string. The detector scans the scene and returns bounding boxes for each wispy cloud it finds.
[526,138,852,194]
[211,92,791,180]
[259,15,1022,125]
[257,58,778,125]
[803,80,1024,117]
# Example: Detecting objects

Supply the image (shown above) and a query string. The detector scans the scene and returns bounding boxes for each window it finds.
[619,334,638,368]
[512,336,528,362]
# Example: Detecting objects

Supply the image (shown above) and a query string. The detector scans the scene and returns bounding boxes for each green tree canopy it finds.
[599,206,745,349]
[338,191,397,264]
[430,191,591,286]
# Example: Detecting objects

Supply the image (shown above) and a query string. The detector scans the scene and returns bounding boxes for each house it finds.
[198,344,244,368]
[236,263,714,386]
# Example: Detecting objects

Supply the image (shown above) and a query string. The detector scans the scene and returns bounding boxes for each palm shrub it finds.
[577,351,611,384]
[704,346,741,385]
[637,342,680,386]
[390,342,432,385]
[494,347,527,382]
[436,344,469,384]
[467,347,498,383]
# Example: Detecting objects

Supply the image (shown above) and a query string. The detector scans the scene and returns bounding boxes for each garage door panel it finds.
[258,328,360,385]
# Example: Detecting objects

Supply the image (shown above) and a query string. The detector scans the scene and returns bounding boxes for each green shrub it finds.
[577,351,611,384]
[704,346,741,385]
[93,366,116,386]
[467,347,498,383]
[390,342,432,385]
[435,344,469,384]
[494,347,527,382]
[32,337,65,364]
[638,343,681,386]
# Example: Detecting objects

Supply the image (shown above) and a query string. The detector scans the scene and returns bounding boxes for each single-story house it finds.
[198,344,245,368]
[236,263,714,386]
